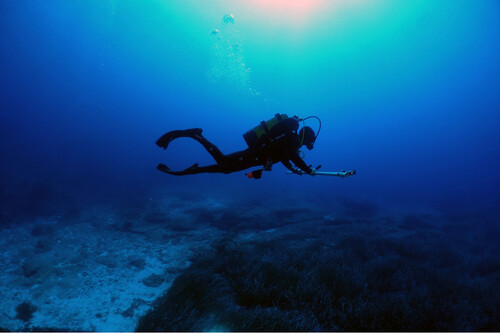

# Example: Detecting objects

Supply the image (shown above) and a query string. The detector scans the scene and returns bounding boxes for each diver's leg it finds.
[157,150,263,176]
[156,128,203,149]
[190,134,225,163]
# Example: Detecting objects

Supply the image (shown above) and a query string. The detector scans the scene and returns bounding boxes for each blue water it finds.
[2,0,499,213]
[1,0,499,331]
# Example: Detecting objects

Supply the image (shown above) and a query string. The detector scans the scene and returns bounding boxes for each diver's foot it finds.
[185,163,199,172]
[156,128,203,149]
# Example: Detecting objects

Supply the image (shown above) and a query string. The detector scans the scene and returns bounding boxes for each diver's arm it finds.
[290,153,313,174]
[281,160,303,175]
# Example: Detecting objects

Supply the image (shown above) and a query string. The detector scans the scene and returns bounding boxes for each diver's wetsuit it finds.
[156,127,312,176]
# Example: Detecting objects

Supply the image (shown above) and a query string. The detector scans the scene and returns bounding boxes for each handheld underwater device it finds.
[286,169,356,178]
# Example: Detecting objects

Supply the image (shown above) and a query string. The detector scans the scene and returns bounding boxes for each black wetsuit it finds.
[157,126,312,176]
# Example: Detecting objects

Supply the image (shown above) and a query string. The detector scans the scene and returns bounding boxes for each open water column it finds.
[208,13,258,96]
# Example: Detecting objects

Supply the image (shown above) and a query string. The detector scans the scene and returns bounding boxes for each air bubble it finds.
[222,14,235,24]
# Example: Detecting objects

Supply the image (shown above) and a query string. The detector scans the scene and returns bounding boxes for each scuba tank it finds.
[243,113,299,147]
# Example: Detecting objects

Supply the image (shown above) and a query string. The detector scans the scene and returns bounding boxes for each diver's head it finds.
[299,126,316,150]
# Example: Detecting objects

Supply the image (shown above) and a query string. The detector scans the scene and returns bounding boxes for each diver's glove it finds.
[309,165,321,176]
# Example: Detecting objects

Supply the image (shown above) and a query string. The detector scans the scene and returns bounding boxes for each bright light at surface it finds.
[241,0,371,26]
[248,0,326,26]
[250,0,326,15]
[151,0,382,47]
[164,0,375,31]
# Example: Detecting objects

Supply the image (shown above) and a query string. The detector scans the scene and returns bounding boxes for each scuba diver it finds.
[155,114,320,179]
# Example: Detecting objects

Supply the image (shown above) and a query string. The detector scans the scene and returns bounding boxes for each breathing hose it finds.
[298,115,322,158]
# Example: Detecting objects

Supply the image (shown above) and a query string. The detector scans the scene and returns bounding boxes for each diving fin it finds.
[157,163,199,172]
[157,163,171,173]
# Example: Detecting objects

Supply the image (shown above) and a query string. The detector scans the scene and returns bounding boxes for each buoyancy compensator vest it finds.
[243,113,299,147]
